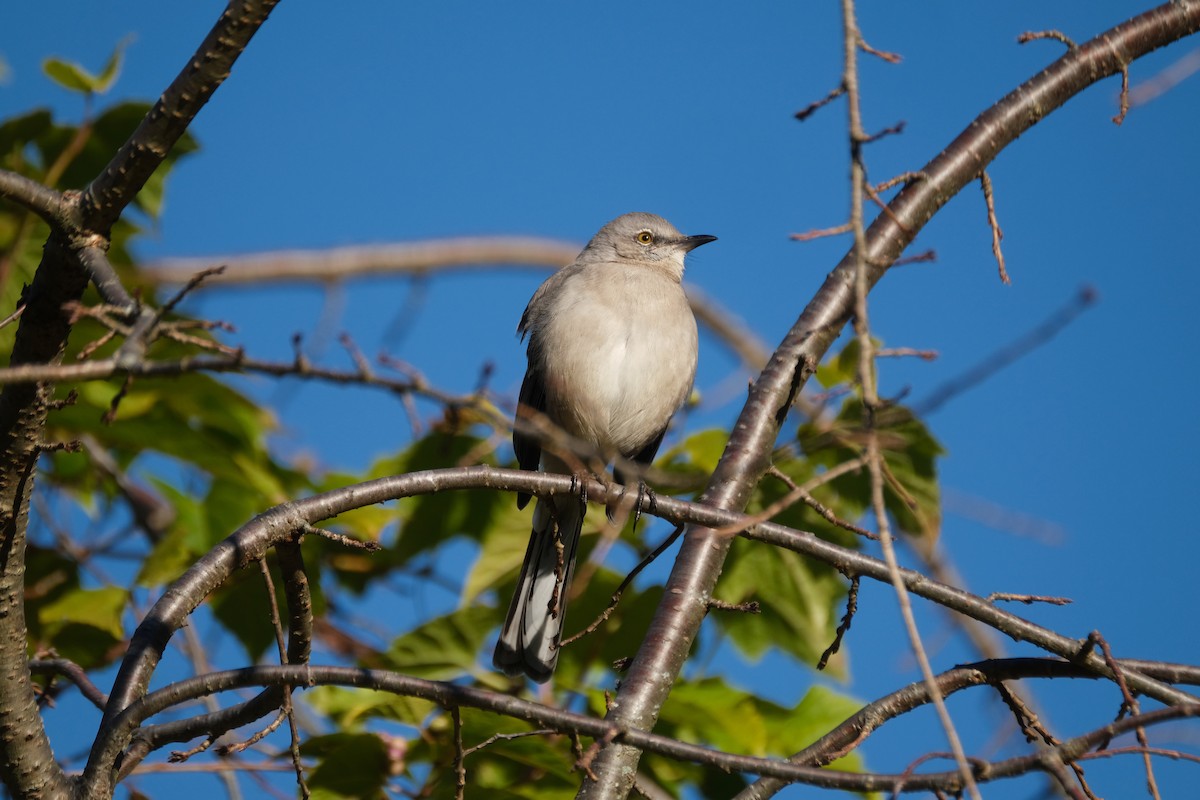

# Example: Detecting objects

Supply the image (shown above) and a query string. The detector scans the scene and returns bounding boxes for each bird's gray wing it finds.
[613,426,668,487]
[513,365,545,510]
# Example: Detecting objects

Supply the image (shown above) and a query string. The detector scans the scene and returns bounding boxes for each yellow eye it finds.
[636,231,653,245]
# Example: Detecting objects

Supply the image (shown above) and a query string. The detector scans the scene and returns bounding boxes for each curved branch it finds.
[80,0,280,231]
[0,234,88,800]
[27,659,109,711]
[82,661,1200,800]
[140,237,582,284]
[112,541,315,781]
[87,465,1196,791]
[579,4,1200,796]
[0,171,68,229]
[138,238,771,373]
[76,246,135,312]
[738,657,1200,800]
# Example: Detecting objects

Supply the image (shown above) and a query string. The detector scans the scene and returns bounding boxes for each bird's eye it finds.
[636,231,653,245]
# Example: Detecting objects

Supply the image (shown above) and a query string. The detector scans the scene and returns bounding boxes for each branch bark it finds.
[138,238,772,372]
[82,464,1196,797]
[79,0,280,232]
[0,237,86,800]
[576,4,1200,796]
[0,2,281,798]
[82,660,1200,799]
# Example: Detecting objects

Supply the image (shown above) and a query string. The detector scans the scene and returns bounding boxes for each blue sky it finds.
[5,2,1200,798]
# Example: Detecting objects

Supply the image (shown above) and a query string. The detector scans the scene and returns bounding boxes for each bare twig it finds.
[1090,632,1161,800]
[980,170,1010,284]
[451,706,465,800]
[876,347,937,360]
[98,660,1200,797]
[988,593,1072,606]
[1112,62,1132,125]
[1018,30,1079,50]
[790,222,853,242]
[27,658,109,710]
[795,84,846,121]
[817,574,860,671]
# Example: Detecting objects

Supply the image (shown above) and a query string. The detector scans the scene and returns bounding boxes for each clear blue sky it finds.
[5,2,1200,798]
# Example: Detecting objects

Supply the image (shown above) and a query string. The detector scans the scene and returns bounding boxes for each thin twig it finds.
[1090,632,1161,800]
[817,574,860,670]
[561,523,685,647]
[988,593,1072,606]
[257,558,310,799]
[1112,61,1132,125]
[452,706,466,800]
[843,0,979,796]
[980,170,1010,284]
[790,222,853,242]
[795,84,847,121]
[1018,30,1079,50]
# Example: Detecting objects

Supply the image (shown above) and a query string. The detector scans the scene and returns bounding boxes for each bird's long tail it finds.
[493,493,584,683]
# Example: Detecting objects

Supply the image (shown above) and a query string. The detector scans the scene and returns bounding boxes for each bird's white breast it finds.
[535,263,697,458]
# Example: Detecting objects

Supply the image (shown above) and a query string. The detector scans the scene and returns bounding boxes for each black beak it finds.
[682,234,718,251]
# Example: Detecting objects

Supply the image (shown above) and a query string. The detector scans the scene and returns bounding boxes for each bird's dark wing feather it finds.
[514,367,546,509]
[614,426,667,487]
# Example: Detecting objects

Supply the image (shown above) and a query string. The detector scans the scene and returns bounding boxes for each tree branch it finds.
[80,0,280,231]
[139,237,771,373]
[82,661,1200,800]
[737,656,1200,800]
[0,235,87,800]
[83,465,1195,795]
[140,237,581,284]
[0,171,69,229]
[0,3,285,796]
[576,4,1200,795]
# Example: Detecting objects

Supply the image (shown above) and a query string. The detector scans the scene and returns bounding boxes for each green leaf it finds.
[42,58,97,94]
[136,480,203,586]
[209,567,278,661]
[304,686,435,729]
[41,38,128,95]
[303,732,392,800]
[785,685,872,771]
[92,37,131,94]
[0,109,53,167]
[375,431,505,563]
[384,605,495,679]
[37,584,129,666]
[714,538,848,673]
[38,585,127,640]
[405,710,577,799]
[799,400,945,546]
[658,428,728,485]
[461,501,539,602]
[649,679,874,798]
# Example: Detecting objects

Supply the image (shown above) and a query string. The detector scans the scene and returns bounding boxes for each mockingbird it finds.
[493,212,716,682]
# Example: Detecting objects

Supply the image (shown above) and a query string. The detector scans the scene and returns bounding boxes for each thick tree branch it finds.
[84,465,1196,795]
[140,238,581,284]
[0,4,283,797]
[0,172,69,229]
[81,661,1199,800]
[139,238,771,373]
[736,658,1200,800]
[0,235,88,800]
[577,4,1200,796]
[80,0,280,231]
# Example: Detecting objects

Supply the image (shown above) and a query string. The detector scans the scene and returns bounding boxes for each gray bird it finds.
[494,212,716,682]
